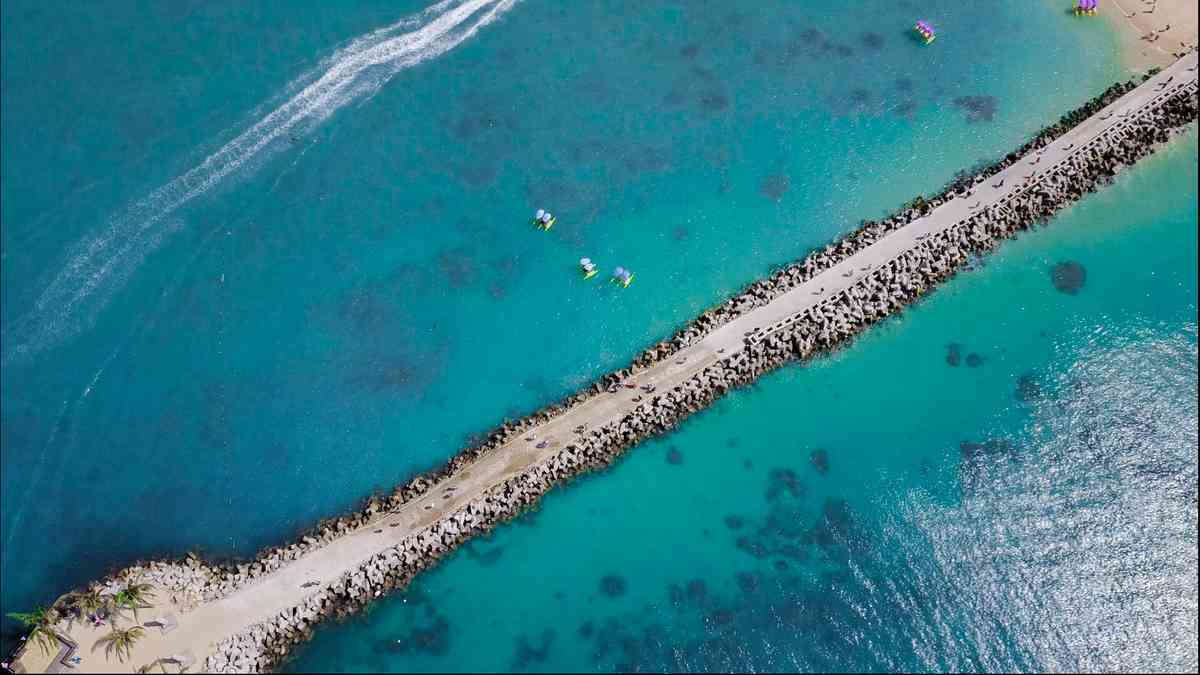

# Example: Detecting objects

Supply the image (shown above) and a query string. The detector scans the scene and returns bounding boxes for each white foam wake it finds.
[1,0,517,366]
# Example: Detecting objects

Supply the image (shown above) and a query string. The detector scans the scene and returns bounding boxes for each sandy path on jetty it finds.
[22,52,1198,675]
[1105,0,1198,70]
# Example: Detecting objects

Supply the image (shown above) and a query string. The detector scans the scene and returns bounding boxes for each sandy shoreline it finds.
[1102,0,1198,71]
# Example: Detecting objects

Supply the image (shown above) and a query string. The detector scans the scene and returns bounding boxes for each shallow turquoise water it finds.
[2,0,1194,670]
[283,130,1199,673]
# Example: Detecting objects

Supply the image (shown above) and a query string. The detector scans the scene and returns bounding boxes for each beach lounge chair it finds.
[164,650,196,670]
[144,612,178,634]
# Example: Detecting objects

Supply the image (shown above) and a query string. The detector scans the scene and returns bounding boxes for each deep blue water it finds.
[2,0,1194,671]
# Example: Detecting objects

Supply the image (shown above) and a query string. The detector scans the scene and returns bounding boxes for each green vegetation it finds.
[69,586,108,617]
[113,582,156,620]
[6,606,60,656]
[93,625,145,663]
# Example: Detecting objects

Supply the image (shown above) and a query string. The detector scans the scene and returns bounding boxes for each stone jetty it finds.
[8,51,1198,675]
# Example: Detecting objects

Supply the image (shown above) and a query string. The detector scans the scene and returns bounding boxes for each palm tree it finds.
[113,582,156,620]
[71,587,108,617]
[136,657,169,673]
[93,625,145,663]
[6,607,60,656]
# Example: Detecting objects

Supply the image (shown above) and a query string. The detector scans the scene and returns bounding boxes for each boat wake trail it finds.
[1,0,516,367]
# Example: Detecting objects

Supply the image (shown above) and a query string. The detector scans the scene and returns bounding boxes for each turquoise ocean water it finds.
[2,0,1195,670]
[283,129,1199,672]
